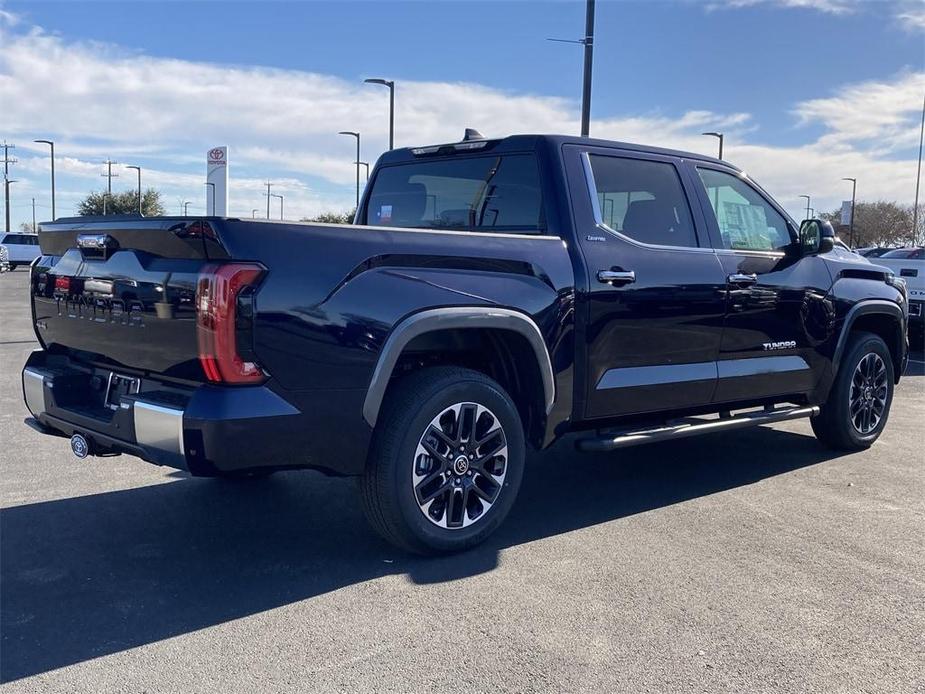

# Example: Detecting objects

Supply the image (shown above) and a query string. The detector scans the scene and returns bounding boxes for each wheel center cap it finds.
[864,387,873,400]
[452,455,470,475]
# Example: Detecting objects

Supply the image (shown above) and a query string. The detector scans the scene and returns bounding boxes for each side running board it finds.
[575,405,820,453]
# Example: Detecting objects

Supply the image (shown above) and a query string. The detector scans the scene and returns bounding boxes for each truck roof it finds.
[377,133,739,170]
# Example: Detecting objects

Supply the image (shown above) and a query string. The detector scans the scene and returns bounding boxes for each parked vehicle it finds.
[0,232,40,270]
[856,247,896,258]
[876,247,924,343]
[21,133,909,554]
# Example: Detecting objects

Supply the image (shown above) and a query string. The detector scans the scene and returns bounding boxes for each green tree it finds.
[77,188,166,217]
[301,209,356,225]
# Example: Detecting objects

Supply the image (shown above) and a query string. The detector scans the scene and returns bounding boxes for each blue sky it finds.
[1,0,924,228]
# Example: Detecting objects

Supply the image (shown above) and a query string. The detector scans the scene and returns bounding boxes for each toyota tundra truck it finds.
[21,133,910,554]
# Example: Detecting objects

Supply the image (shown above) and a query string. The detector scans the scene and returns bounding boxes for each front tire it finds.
[360,367,525,555]
[812,331,894,450]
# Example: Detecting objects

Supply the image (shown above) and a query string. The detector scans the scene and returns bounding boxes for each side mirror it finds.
[799,218,835,255]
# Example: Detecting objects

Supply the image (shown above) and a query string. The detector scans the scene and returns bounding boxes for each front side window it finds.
[364,154,543,233]
[588,155,698,248]
[697,168,793,252]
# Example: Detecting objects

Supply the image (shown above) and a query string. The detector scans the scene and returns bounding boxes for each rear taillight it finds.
[196,263,266,384]
[54,276,71,292]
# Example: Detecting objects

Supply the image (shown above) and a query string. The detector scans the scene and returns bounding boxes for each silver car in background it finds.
[0,233,40,271]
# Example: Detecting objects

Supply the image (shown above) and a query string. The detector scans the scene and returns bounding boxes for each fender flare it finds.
[362,307,556,427]
[831,299,905,374]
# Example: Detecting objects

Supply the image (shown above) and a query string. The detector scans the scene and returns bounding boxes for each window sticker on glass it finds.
[378,205,393,223]
[721,202,774,250]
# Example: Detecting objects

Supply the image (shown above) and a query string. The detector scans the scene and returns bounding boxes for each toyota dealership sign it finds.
[206,146,228,216]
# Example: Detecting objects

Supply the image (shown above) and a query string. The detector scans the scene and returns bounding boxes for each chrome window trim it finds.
[579,151,715,254]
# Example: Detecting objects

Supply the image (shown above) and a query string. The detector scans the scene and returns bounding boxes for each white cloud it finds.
[0,10,921,227]
[896,5,925,32]
[706,0,856,15]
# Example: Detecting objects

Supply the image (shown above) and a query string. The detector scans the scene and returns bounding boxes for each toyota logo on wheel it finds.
[208,148,225,161]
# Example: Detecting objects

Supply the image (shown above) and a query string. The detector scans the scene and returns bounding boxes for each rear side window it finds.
[587,155,698,248]
[364,154,544,233]
[2,234,23,244]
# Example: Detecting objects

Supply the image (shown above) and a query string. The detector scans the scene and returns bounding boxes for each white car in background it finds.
[0,232,40,271]
[876,247,924,344]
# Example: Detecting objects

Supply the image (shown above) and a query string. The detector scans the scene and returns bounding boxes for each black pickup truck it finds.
[22,133,909,553]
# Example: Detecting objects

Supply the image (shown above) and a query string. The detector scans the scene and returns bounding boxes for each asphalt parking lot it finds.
[1,268,923,693]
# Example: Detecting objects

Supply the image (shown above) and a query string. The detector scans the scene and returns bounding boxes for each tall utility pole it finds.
[34,139,55,220]
[580,0,595,137]
[913,91,925,245]
[3,141,16,233]
[102,159,118,195]
[265,181,273,220]
[31,197,36,232]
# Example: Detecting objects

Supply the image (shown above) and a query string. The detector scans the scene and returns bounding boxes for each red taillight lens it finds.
[54,276,71,292]
[196,263,266,384]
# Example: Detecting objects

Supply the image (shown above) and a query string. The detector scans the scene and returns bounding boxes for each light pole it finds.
[31,197,36,232]
[126,165,142,215]
[355,161,370,182]
[182,200,192,216]
[546,0,595,137]
[798,194,811,220]
[205,182,216,216]
[913,91,925,245]
[339,131,361,209]
[702,132,724,160]
[842,177,857,247]
[34,139,55,220]
[271,192,284,220]
[2,179,15,233]
[265,181,273,219]
[364,78,395,150]
[252,208,259,219]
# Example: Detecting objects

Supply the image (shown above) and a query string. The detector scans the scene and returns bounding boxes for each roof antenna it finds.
[463,128,485,142]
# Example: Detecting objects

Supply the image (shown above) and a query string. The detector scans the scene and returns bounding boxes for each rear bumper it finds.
[22,351,308,475]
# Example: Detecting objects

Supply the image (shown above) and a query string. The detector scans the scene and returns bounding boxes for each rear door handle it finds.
[597,270,636,285]
[727,273,758,286]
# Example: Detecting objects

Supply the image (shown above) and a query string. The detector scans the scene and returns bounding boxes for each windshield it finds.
[881,248,924,259]
[363,154,544,234]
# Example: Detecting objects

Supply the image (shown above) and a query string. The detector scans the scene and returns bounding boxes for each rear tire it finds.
[812,331,894,450]
[360,367,525,555]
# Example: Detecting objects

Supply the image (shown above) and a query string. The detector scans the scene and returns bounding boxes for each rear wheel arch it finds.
[362,308,555,446]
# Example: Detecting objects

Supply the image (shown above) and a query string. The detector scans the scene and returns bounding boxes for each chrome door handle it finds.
[727,273,758,286]
[597,270,636,285]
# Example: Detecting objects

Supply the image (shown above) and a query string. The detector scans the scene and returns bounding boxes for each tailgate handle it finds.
[77,234,119,259]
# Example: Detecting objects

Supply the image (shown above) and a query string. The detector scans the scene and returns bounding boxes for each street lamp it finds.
[271,192,284,220]
[33,139,55,220]
[842,177,857,247]
[364,78,395,150]
[339,131,361,210]
[204,182,216,216]
[182,200,192,216]
[126,165,142,216]
[798,194,811,220]
[355,161,370,182]
[702,132,724,160]
[252,208,259,218]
